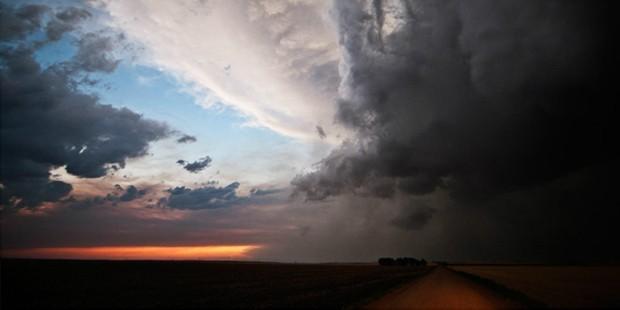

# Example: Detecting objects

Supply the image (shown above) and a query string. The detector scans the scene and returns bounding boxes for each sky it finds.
[1,0,619,263]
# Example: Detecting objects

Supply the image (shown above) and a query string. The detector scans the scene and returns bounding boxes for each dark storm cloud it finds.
[177,156,212,173]
[176,134,197,143]
[0,3,90,43]
[73,32,120,73]
[158,182,289,210]
[164,182,243,210]
[292,0,620,261]
[0,4,170,208]
[391,206,436,231]
[45,7,91,41]
[296,0,619,201]
[0,179,74,209]
[118,185,147,202]
[0,3,47,40]
[61,184,148,209]
[56,7,91,23]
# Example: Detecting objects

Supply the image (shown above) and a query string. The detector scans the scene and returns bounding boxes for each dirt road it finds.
[366,267,524,309]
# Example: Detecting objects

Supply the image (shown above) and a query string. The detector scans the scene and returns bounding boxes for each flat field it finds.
[1,259,430,309]
[450,265,620,308]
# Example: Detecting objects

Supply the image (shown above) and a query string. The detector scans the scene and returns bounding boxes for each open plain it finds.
[450,265,620,308]
[1,259,430,309]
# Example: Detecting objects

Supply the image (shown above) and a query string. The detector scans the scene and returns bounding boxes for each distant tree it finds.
[378,257,395,266]
[379,257,427,267]
[397,257,421,266]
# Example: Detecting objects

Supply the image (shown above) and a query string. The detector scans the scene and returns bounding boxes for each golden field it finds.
[450,265,620,308]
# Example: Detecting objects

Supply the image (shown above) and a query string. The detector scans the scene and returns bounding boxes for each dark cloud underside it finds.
[164,182,243,210]
[176,134,197,143]
[1,3,169,208]
[177,156,212,173]
[293,0,620,262]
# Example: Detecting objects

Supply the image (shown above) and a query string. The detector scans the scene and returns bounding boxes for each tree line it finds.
[378,257,427,266]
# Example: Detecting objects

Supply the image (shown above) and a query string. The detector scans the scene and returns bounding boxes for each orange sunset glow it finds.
[2,245,262,260]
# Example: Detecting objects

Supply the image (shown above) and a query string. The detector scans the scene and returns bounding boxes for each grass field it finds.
[449,265,620,308]
[1,259,431,309]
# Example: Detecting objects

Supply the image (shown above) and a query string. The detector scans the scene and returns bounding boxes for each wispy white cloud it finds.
[98,0,347,143]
